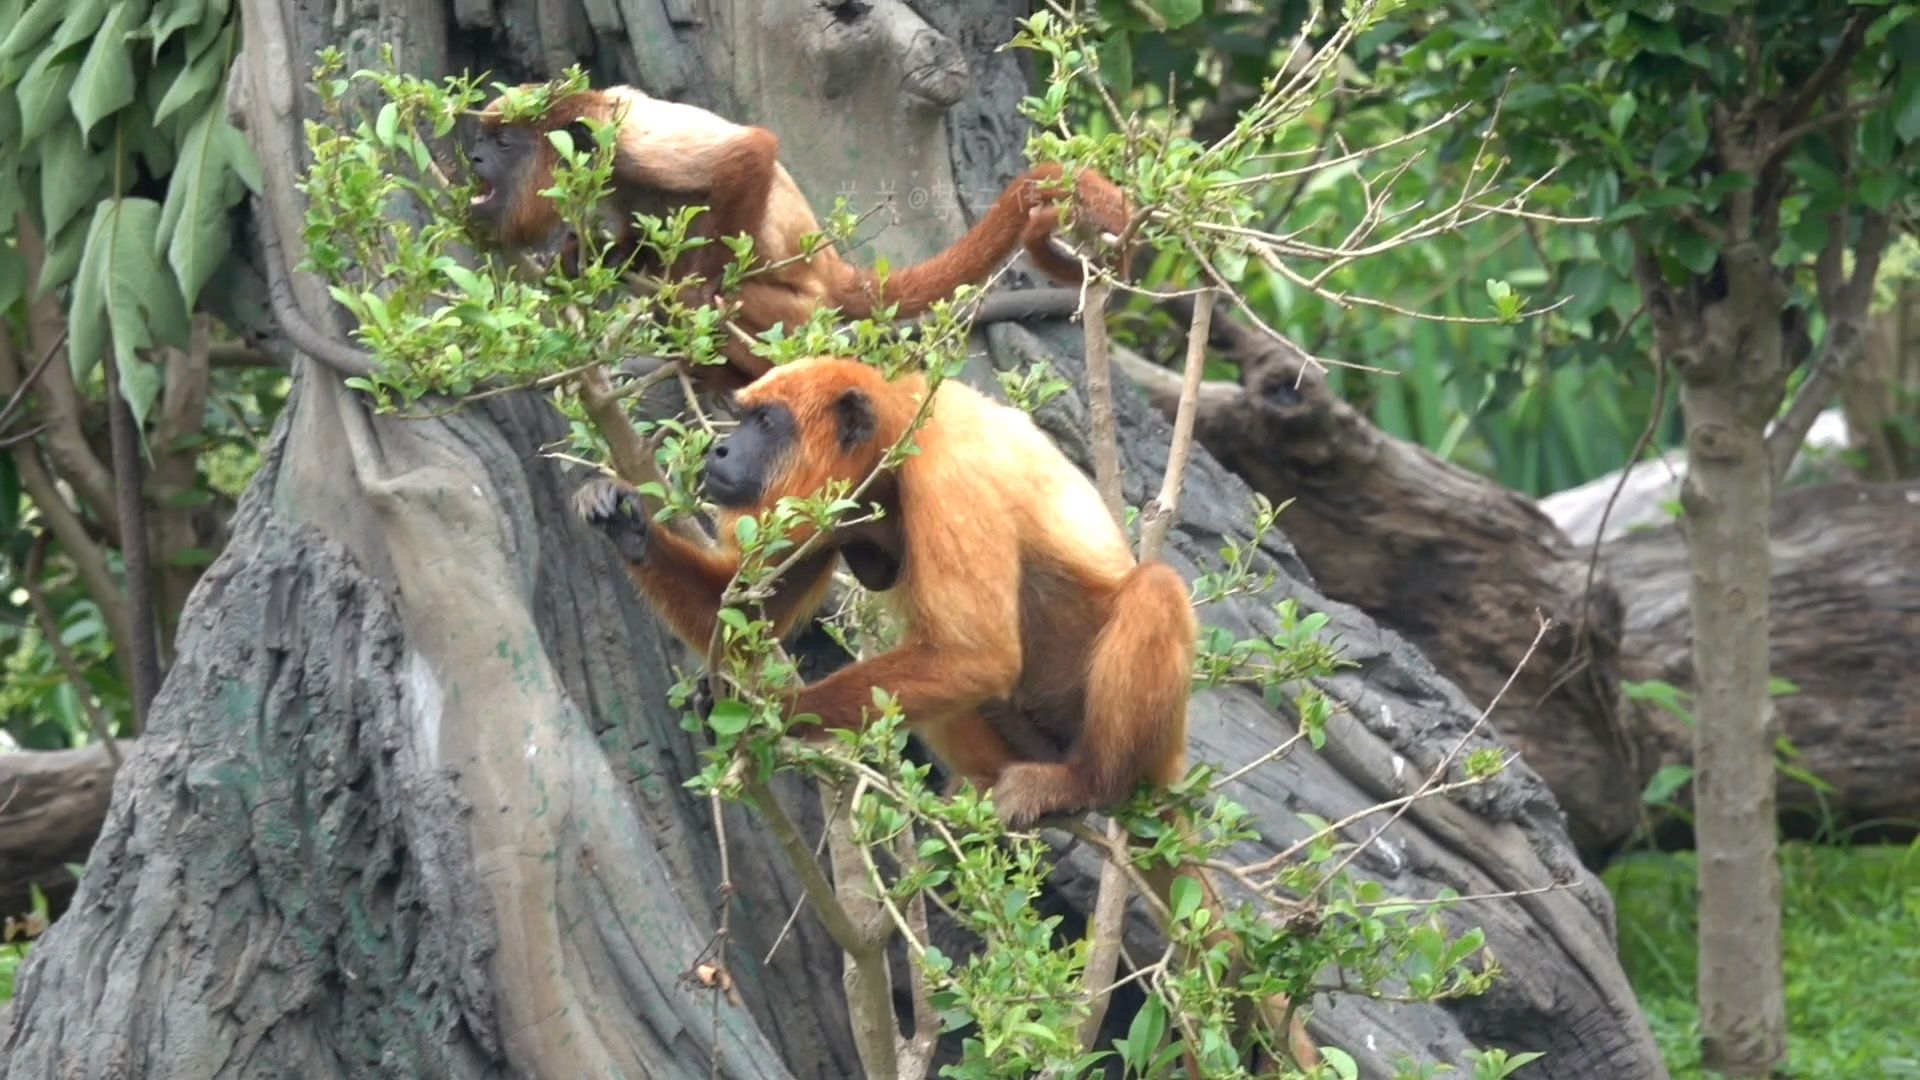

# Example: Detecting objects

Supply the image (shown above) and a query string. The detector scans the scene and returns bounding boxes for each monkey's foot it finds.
[573,477,651,562]
[989,763,1093,829]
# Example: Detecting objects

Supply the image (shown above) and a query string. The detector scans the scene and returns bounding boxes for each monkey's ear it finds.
[562,120,598,157]
[833,388,877,452]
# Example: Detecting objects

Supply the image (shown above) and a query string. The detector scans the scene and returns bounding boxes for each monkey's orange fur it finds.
[474,86,1133,389]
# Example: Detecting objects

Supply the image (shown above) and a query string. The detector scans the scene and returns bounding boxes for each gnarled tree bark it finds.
[2,1,1665,1077]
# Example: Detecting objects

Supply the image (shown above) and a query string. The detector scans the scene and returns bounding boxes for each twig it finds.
[706,791,734,1080]
[100,349,161,731]
[24,533,122,768]
[1075,819,1134,1049]
[1137,290,1216,562]
[1303,618,1553,901]
[0,327,70,438]
[739,778,866,953]
[1080,280,1125,526]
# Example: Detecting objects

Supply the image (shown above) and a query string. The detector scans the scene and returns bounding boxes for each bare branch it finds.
[23,534,122,769]
[1138,290,1216,562]
[1303,617,1553,900]
[1074,821,1134,1049]
[1778,11,1871,132]
[101,348,162,730]
[1769,210,1892,481]
[14,216,121,539]
[1080,281,1125,526]
[1766,92,1893,162]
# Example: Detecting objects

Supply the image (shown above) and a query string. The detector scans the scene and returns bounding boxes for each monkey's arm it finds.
[575,479,737,647]
[609,126,781,302]
[575,478,837,648]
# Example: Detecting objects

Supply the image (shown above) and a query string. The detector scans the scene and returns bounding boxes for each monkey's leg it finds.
[786,640,1017,740]
[988,562,1194,826]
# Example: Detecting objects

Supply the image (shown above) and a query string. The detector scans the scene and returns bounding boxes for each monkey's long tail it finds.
[829,164,1129,318]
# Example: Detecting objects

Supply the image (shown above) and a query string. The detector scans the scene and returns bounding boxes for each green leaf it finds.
[1641,764,1693,805]
[0,0,65,60]
[1322,1046,1359,1080]
[158,105,246,306]
[1154,0,1203,29]
[0,455,20,542]
[148,0,207,54]
[1608,93,1637,135]
[219,119,262,192]
[151,33,228,127]
[68,197,189,395]
[117,354,164,430]
[1650,127,1704,177]
[1168,874,1202,924]
[47,0,111,54]
[706,699,751,737]
[38,120,109,240]
[1896,71,1920,143]
[1668,229,1718,275]
[70,1,140,137]
[15,50,79,142]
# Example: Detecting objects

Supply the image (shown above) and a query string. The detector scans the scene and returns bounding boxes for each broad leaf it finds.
[0,0,64,61]
[152,32,227,127]
[47,0,111,55]
[15,50,78,142]
[158,105,249,306]
[68,198,190,428]
[148,0,207,56]
[37,120,108,239]
[71,1,140,137]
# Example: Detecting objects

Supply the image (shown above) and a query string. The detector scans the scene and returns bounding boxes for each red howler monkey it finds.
[572,354,1191,824]
[573,356,1321,1068]
[467,85,1133,389]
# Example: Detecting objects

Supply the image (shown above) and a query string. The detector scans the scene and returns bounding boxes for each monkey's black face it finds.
[705,403,796,509]
[464,122,535,233]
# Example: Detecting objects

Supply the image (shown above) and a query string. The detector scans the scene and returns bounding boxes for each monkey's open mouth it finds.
[469,180,496,208]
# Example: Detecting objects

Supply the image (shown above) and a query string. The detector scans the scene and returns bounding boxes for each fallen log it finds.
[1607,481,1920,842]
[0,743,130,920]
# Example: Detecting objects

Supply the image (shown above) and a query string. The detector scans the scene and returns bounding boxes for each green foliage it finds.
[0,0,257,409]
[0,595,126,749]
[1607,843,1920,1079]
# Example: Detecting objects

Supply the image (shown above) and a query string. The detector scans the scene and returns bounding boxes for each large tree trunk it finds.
[1,2,1665,1077]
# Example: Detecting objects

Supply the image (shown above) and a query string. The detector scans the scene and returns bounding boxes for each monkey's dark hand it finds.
[688,675,717,725]
[573,477,651,563]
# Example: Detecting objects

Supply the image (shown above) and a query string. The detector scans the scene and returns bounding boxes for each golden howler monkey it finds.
[467,85,1134,390]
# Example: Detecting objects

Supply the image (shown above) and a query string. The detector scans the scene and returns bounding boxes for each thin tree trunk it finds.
[1679,378,1787,1074]
[1638,233,1791,1075]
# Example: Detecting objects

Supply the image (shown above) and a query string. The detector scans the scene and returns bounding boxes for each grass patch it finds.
[1605,841,1920,1079]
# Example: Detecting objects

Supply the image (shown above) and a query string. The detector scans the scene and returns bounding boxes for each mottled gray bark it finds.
[2,0,1666,1077]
